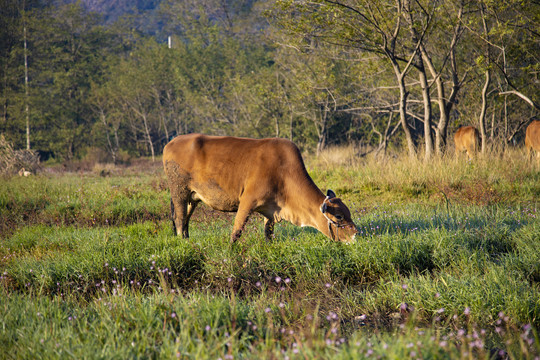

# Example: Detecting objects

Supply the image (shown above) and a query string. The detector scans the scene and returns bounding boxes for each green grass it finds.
[1,153,539,359]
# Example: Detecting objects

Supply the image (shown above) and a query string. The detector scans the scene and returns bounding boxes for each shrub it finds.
[0,135,40,176]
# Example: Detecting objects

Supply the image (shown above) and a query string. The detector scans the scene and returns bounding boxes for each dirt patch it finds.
[437,181,503,205]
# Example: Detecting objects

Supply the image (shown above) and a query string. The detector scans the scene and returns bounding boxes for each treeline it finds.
[1,0,539,163]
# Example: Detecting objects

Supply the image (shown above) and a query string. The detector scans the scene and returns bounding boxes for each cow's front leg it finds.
[231,200,255,243]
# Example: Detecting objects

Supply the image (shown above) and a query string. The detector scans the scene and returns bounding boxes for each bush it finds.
[0,135,40,176]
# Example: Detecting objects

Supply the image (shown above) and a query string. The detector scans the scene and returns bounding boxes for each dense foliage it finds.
[1,0,539,161]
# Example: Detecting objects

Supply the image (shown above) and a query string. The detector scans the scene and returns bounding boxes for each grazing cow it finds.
[525,120,540,160]
[162,134,358,243]
[454,126,480,159]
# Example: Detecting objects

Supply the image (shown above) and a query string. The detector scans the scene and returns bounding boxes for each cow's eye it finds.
[335,215,343,221]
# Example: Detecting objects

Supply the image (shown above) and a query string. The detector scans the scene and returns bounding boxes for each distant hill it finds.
[63,0,161,23]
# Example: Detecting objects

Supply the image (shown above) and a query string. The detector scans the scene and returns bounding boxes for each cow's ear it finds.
[326,189,336,199]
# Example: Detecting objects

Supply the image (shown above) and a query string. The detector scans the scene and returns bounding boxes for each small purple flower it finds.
[464,307,470,315]
[402,284,408,290]
[284,278,291,284]
[205,325,211,331]
[255,281,261,287]
[265,307,271,313]
[275,276,281,283]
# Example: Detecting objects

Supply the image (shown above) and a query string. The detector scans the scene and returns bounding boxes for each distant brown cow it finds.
[454,126,480,158]
[525,120,540,160]
[162,134,358,243]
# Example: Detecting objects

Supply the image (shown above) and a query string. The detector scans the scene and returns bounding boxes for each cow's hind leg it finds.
[170,198,177,235]
[170,191,189,238]
[165,161,194,238]
[183,198,199,238]
[264,217,275,241]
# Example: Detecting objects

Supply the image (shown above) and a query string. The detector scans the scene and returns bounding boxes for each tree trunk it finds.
[479,69,490,154]
[478,1,490,154]
[99,110,118,164]
[418,63,433,161]
[142,113,155,162]
[23,18,30,150]
[391,63,415,159]
[316,110,327,157]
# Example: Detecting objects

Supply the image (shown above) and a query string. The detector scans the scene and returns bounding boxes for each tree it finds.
[270,0,449,159]
[418,1,466,155]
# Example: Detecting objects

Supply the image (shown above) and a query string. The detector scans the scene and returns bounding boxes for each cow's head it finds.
[320,189,358,243]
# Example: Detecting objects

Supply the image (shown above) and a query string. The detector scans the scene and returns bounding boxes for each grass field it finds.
[1,151,539,359]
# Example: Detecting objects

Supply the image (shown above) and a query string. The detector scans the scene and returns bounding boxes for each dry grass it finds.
[306,145,539,207]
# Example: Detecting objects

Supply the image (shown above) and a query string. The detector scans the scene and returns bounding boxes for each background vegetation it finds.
[1,151,539,358]
[1,0,539,163]
[1,1,539,358]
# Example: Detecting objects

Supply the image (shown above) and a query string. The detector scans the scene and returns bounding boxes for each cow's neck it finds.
[281,177,332,239]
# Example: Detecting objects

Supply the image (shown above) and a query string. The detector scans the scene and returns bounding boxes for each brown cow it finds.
[162,134,358,243]
[525,120,540,160]
[454,126,480,159]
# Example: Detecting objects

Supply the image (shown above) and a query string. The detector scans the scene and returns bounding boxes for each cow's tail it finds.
[170,198,177,235]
